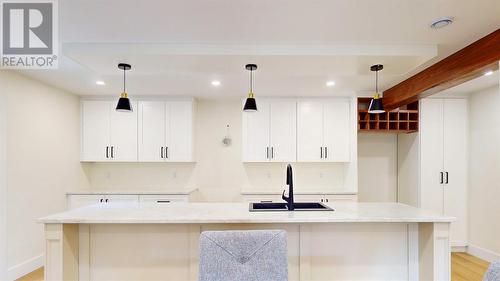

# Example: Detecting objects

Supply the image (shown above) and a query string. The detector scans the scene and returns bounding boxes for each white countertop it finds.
[67,187,197,195]
[39,202,454,224]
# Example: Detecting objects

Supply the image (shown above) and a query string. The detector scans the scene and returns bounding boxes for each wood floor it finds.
[16,253,490,281]
[452,252,491,281]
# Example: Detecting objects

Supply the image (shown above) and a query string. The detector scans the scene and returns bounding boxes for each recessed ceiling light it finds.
[484,70,494,76]
[95,80,105,86]
[430,17,454,29]
[211,80,221,86]
[326,81,336,87]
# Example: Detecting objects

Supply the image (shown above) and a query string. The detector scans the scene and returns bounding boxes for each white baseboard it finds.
[6,254,43,281]
[452,246,468,252]
[468,244,500,263]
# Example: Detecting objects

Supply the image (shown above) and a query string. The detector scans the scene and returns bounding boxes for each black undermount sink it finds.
[249,202,334,212]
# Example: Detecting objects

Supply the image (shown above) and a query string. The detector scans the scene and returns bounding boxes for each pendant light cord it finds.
[249,69,253,93]
[375,69,378,93]
[123,68,126,93]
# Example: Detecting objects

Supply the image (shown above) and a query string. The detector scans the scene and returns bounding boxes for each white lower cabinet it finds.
[242,194,357,203]
[67,194,139,210]
[67,194,190,209]
[138,195,189,203]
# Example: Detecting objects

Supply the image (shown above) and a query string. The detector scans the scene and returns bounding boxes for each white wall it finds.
[397,133,419,207]
[357,134,398,202]
[0,71,89,280]
[0,78,8,281]
[84,99,356,201]
[467,84,500,261]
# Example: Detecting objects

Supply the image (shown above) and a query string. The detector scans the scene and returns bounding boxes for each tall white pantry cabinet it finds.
[398,98,468,247]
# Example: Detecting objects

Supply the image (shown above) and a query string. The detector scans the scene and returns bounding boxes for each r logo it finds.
[2,2,53,54]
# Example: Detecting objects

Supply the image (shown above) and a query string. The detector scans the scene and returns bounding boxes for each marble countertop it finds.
[39,202,455,224]
[67,187,198,195]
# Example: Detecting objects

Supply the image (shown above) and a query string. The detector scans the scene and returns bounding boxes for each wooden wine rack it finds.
[358,98,419,134]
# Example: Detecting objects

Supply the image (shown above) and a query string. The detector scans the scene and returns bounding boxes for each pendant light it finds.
[368,64,385,114]
[243,64,258,112]
[116,63,132,112]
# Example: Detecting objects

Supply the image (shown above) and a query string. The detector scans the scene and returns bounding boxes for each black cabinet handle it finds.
[321,198,324,202]
[266,147,269,159]
[166,147,168,159]
[271,147,274,159]
[100,198,103,203]
[320,147,323,159]
[105,199,109,203]
[105,147,109,159]
[325,147,328,159]
[161,147,164,159]
[445,172,449,184]
[325,198,329,202]
[156,200,171,203]
[110,146,114,158]
[440,172,444,184]
[260,200,273,203]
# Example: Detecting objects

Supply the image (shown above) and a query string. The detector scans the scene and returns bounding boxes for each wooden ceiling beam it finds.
[382,29,500,110]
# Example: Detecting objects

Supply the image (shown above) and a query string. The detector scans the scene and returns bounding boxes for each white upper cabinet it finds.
[242,99,296,162]
[82,98,194,163]
[297,101,323,162]
[138,100,194,162]
[269,100,297,162]
[110,103,138,161]
[138,101,166,162]
[81,100,110,161]
[297,98,351,162]
[81,100,137,162]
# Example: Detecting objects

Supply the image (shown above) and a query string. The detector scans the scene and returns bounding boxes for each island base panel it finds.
[44,222,450,281]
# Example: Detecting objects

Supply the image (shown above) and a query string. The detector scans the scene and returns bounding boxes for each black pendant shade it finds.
[368,64,385,114]
[116,63,133,112]
[243,95,257,112]
[243,64,258,112]
[116,93,132,112]
[368,94,384,114]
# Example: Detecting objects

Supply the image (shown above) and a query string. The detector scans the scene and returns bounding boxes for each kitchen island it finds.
[39,202,454,281]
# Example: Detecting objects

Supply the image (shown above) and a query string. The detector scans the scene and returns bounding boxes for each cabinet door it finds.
[269,100,296,162]
[420,99,444,213]
[323,99,351,162]
[242,99,270,162]
[67,195,104,210]
[110,100,138,162]
[443,99,468,245]
[294,194,324,202]
[166,101,194,162]
[81,100,110,161]
[138,195,189,203]
[138,101,166,162]
[297,100,324,162]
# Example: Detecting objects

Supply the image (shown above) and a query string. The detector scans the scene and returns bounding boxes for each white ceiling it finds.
[17,0,500,99]
[435,70,499,97]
